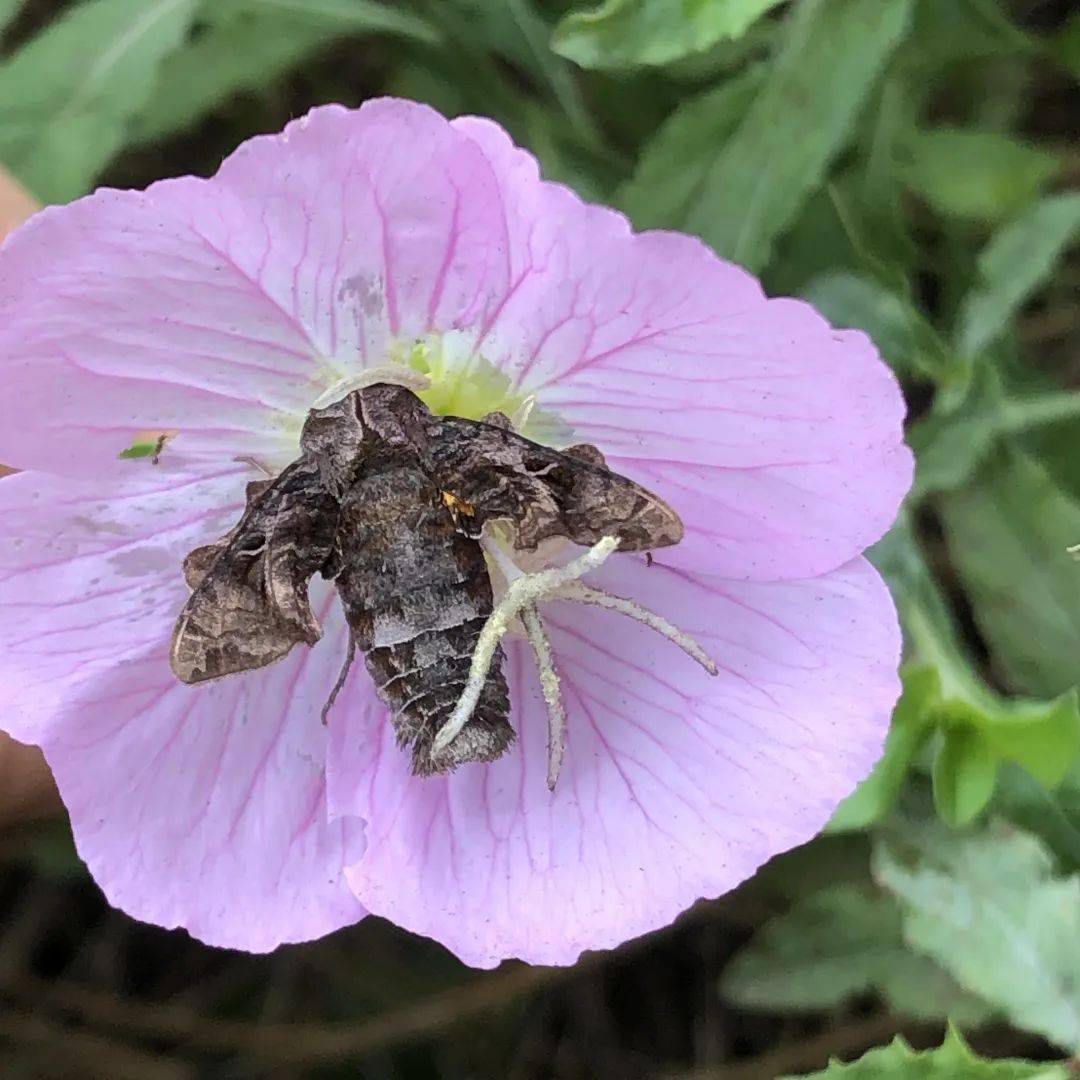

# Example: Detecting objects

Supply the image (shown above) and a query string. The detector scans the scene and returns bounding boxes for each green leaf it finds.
[868,512,1080,823]
[0,0,198,202]
[829,666,938,831]
[942,441,1080,698]
[783,1026,1068,1079]
[722,885,990,1024]
[228,0,440,44]
[503,0,608,154]
[956,193,1080,357]
[682,0,914,271]
[875,821,1080,1050]
[551,0,785,70]
[617,64,766,228]
[0,0,23,34]
[911,364,1080,497]
[135,9,343,141]
[932,724,997,827]
[994,764,1080,872]
[903,128,1060,223]
[1053,11,1080,82]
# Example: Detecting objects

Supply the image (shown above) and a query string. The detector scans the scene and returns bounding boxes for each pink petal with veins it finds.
[454,117,912,581]
[0,100,508,478]
[336,553,900,967]
[0,470,368,949]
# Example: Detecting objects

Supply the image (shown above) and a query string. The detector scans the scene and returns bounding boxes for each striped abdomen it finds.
[331,460,513,775]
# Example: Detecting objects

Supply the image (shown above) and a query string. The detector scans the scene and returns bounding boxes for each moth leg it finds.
[520,604,567,791]
[234,455,277,479]
[321,630,357,725]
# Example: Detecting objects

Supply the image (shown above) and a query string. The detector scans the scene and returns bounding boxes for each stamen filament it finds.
[520,604,566,791]
[433,535,718,776]
[432,537,620,757]
[555,582,719,676]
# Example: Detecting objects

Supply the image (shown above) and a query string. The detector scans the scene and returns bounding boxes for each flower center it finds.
[395,333,529,425]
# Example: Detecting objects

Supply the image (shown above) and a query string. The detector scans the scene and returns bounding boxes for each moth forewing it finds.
[169,458,339,684]
[421,412,684,553]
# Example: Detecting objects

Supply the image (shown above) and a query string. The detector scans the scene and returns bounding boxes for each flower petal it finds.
[0,100,508,477]
[0,466,244,742]
[337,553,900,968]
[454,118,912,581]
[0,471,367,949]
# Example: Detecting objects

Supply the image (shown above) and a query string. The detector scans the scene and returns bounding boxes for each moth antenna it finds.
[321,631,357,725]
[555,582,718,676]
[311,366,431,409]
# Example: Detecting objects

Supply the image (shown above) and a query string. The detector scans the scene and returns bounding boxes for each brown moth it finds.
[170,383,684,777]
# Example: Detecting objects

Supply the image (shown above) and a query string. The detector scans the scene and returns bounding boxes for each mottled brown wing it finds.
[170,459,340,684]
[422,415,683,552]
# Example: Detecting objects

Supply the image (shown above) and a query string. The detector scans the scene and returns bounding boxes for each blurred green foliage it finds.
[1,0,1078,1074]
[786,1027,1072,1079]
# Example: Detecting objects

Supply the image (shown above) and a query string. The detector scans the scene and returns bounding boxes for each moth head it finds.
[300,394,367,492]
[353,383,431,449]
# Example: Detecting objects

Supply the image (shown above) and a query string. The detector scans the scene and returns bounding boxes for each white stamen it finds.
[432,537,620,756]
[520,605,566,791]
[511,395,537,432]
[556,582,719,676]
[311,366,431,409]
[433,534,719,768]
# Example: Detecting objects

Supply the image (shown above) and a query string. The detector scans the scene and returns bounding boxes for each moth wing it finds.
[170,460,340,684]
[424,416,683,552]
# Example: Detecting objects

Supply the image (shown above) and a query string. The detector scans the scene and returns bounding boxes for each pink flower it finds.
[0,100,911,967]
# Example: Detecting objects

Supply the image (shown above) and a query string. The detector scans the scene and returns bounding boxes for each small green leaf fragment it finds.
[956,193,1080,357]
[933,723,997,827]
[874,822,1080,1051]
[783,1025,1069,1078]
[118,442,157,460]
[552,0,786,70]
[903,128,1060,222]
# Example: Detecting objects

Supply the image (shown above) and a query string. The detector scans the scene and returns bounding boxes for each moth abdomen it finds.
[366,621,512,775]
[333,461,515,775]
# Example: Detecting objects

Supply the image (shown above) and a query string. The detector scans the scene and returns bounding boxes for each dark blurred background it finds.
[1,0,1079,1076]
